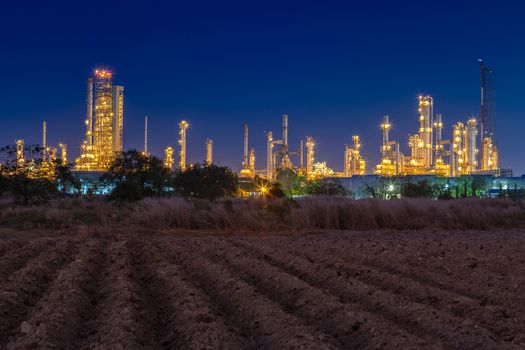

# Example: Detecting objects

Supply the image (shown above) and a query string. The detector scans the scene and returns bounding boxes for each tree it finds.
[55,163,81,194]
[307,180,346,196]
[400,179,442,198]
[103,149,173,201]
[275,169,308,197]
[8,174,57,205]
[173,163,238,200]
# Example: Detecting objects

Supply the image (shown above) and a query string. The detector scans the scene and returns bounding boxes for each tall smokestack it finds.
[42,121,47,160]
[206,138,213,164]
[86,78,93,145]
[144,116,148,154]
[243,123,249,168]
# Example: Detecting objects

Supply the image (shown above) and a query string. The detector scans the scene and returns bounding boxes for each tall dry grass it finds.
[0,196,524,232]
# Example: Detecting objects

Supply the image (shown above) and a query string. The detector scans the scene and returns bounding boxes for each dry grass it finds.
[0,196,524,232]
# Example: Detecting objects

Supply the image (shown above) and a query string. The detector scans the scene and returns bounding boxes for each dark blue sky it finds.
[1,0,524,175]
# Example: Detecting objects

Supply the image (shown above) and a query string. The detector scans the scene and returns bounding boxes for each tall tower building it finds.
[75,69,124,171]
[479,60,498,169]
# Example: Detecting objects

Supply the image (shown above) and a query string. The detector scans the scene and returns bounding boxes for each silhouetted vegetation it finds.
[103,149,172,201]
[173,162,238,200]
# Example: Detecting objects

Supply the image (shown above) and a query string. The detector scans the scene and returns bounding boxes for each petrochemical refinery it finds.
[1,61,513,184]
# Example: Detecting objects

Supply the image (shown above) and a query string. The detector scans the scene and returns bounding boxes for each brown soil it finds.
[1,229,524,349]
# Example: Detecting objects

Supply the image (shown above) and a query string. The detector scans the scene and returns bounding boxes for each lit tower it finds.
[306,136,315,175]
[418,95,433,168]
[266,131,273,180]
[164,146,174,171]
[451,122,465,176]
[16,140,24,166]
[143,116,148,155]
[281,114,292,168]
[59,143,67,166]
[92,70,115,169]
[42,121,47,161]
[75,69,124,171]
[344,135,366,177]
[179,120,189,171]
[464,118,478,174]
[206,138,213,164]
[240,123,253,177]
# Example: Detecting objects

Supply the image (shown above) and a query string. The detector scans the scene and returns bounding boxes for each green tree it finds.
[400,179,442,198]
[103,149,173,201]
[173,162,238,200]
[307,180,346,196]
[275,169,308,197]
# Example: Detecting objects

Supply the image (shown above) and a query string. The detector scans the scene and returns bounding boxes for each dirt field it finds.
[1,229,524,349]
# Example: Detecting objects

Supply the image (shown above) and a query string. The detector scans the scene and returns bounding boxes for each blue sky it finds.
[1,0,524,174]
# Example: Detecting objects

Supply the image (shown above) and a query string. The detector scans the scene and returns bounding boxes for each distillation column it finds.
[16,140,24,166]
[306,136,314,175]
[59,143,67,166]
[464,118,478,174]
[266,131,273,180]
[164,146,174,171]
[42,121,47,161]
[143,116,148,154]
[86,78,93,145]
[418,95,433,168]
[179,120,189,171]
[452,122,465,176]
[281,114,291,168]
[206,138,213,164]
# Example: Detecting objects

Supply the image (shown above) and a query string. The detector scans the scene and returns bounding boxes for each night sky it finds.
[1,0,524,175]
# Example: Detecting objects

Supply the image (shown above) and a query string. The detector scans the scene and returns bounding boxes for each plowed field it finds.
[1,230,524,349]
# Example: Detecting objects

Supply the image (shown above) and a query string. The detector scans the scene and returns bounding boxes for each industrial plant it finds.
[2,61,522,196]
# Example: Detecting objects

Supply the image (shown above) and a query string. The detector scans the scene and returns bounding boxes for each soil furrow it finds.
[5,239,108,350]
[143,239,249,349]
[0,239,54,283]
[78,239,151,349]
[0,240,78,347]
[263,238,525,344]
[172,238,339,349]
[0,240,26,260]
[203,239,435,350]
[233,239,510,350]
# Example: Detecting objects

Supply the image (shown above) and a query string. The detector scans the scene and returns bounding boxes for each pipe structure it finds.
[164,146,174,171]
[242,124,249,170]
[381,115,391,158]
[418,95,433,168]
[299,139,304,169]
[464,118,478,174]
[86,78,93,145]
[306,136,314,175]
[144,116,148,154]
[266,131,273,180]
[452,122,464,176]
[282,114,288,149]
[16,139,24,166]
[179,120,189,171]
[206,138,213,164]
[42,121,47,161]
[59,143,67,166]
[249,148,255,173]
[433,113,443,162]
